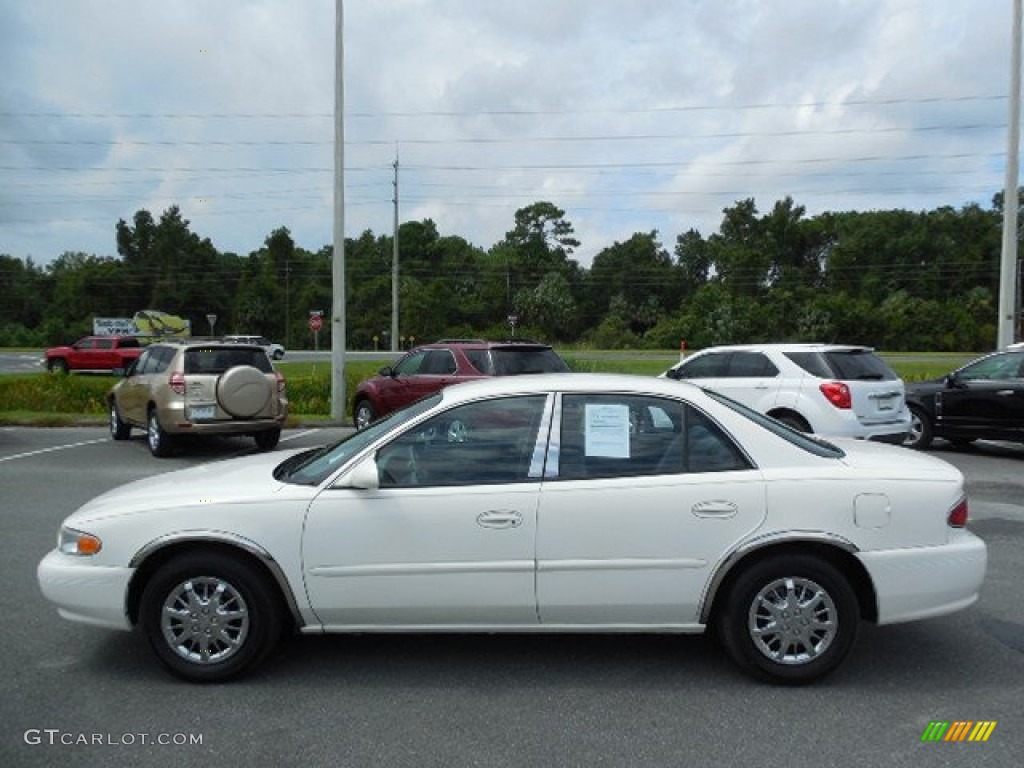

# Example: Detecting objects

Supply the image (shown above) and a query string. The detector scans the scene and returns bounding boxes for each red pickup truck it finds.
[44,336,145,374]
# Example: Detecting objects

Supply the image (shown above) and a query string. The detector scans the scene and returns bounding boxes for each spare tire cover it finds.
[216,365,273,418]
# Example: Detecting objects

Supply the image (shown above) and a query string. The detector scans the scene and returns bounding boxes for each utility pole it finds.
[331,0,347,421]
[392,148,400,352]
[999,0,1022,347]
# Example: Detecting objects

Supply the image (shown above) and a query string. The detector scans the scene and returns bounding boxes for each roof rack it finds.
[434,338,486,344]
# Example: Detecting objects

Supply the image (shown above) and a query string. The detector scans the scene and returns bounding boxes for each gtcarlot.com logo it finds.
[24,729,203,747]
[921,721,997,742]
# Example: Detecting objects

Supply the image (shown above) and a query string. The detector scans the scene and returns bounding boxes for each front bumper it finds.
[857,530,987,625]
[37,550,134,631]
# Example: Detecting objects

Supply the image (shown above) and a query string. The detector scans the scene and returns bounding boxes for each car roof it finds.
[419,339,554,350]
[435,372,705,403]
[688,343,873,354]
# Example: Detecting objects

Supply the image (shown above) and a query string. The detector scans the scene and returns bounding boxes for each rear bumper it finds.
[159,403,287,435]
[857,530,987,625]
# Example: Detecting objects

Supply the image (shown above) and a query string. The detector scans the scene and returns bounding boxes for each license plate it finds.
[877,397,896,411]
[189,405,216,421]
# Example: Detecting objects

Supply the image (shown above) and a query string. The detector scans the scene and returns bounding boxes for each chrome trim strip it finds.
[307,560,534,578]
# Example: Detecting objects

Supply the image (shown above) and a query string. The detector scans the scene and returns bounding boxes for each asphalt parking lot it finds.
[1,427,1021,768]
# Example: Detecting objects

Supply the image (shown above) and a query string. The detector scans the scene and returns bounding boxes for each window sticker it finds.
[585,403,630,458]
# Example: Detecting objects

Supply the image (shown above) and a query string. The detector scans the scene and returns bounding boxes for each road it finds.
[0,428,1021,767]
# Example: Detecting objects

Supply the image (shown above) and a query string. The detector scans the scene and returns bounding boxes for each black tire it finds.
[139,552,282,683]
[254,427,281,451]
[47,358,69,374]
[109,400,131,440]
[716,554,859,684]
[904,405,934,450]
[774,412,811,433]
[354,399,376,431]
[147,407,175,458]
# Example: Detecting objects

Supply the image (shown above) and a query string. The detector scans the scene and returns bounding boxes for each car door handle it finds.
[691,500,738,519]
[995,390,1015,396]
[476,510,523,529]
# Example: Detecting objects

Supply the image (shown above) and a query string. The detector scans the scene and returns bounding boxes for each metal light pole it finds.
[331,0,347,421]
[392,148,400,352]
[998,0,1022,348]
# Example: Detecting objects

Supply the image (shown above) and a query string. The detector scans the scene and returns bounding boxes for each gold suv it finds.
[108,341,288,457]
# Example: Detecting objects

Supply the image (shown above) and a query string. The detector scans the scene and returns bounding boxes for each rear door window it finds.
[727,352,778,377]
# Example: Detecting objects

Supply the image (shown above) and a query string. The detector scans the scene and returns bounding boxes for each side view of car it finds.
[108,341,288,457]
[662,343,910,443]
[44,335,144,374]
[353,338,570,429]
[904,348,1024,449]
[38,373,986,685]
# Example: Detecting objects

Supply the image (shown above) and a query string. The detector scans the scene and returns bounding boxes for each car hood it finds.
[832,438,961,480]
[65,449,307,525]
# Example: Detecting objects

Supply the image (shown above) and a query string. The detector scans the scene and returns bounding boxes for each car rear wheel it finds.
[109,400,131,440]
[774,412,811,432]
[140,552,282,683]
[354,399,376,430]
[253,428,281,451]
[147,408,175,457]
[716,554,859,684]
[904,406,934,450]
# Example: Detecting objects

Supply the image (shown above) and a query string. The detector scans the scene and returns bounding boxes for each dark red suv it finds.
[353,339,570,429]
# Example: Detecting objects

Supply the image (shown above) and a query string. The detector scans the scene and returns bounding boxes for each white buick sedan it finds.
[38,374,986,684]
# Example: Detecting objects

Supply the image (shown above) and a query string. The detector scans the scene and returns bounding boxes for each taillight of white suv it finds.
[819,381,852,409]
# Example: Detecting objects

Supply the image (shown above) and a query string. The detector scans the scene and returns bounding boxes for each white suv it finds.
[223,335,285,360]
[662,343,910,443]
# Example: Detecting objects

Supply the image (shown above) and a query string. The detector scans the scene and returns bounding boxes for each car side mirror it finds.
[666,367,681,380]
[379,366,395,378]
[337,456,380,490]
[944,373,962,389]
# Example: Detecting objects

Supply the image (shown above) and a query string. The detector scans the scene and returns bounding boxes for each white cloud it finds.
[0,0,1016,267]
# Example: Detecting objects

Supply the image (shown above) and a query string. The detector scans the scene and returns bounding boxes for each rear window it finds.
[184,347,272,374]
[489,347,570,375]
[785,350,897,381]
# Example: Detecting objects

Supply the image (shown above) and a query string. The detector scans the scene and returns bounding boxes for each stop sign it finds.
[309,314,323,332]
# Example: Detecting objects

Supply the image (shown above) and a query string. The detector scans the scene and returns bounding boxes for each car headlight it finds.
[58,527,103,556]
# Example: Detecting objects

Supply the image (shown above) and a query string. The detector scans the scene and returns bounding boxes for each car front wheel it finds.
[109,400,131,440]
[716,554,859,684]
[354,399,376,430]
[140,552,282,683]
[904,406,934,450]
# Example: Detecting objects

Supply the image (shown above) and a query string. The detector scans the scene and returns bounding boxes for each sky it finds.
[0,0,1017,268]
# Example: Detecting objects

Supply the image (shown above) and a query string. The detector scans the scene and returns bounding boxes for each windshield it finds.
[703,389,845,459]
[275,394,442,485]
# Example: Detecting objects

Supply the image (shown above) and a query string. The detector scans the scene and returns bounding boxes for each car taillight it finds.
[947,497,969,528]
[274,371,286,393]
[169,371,186,395]
[819,381,852,409]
